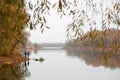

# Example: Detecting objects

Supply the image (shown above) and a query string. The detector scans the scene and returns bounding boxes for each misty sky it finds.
[27,9,72,43]
[26,0,117,43]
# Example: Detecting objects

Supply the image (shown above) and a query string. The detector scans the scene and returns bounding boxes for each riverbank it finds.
[0,56,29,65]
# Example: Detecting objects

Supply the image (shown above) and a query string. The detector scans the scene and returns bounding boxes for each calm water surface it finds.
[1,49,120,80]
[24,50,120,80]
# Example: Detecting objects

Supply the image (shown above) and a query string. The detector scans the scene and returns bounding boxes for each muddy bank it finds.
[0,57,29,65]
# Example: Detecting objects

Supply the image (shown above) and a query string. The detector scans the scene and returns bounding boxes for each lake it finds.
[0,49,120,80]
[25,49,120,80]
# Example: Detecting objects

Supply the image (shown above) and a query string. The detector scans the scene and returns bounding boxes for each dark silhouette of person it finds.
[24,61,27,68]
[27,61,30,66]
[28,51,30,57]
[24,51,27,57]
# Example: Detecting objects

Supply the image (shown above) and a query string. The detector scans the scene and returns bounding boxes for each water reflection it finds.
[0,62,30,80]
[23,61,30,69]
[66,50,120,68]
[25,49,120,80]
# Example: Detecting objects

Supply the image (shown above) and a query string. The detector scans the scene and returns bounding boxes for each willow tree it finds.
[25,0,120,45]
[0,0,29,56]
[25,0,120,66]
[0,0,119,57]
[25,0,120,38]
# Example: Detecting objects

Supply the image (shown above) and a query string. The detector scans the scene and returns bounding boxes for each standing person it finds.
[24,51,27,57]
[28,51,30,57]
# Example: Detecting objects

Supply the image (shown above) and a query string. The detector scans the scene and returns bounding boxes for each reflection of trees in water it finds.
[33,49,38,54]
[66,50,120,68]
[0,62,30,80]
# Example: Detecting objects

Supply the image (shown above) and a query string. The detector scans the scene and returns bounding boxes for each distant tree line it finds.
[65,28,120,50]
[40,43,65,47]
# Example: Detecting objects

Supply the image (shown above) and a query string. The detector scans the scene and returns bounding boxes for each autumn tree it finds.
[0,0,29,56]
[25,0,120,39]
[0,0,119,57]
